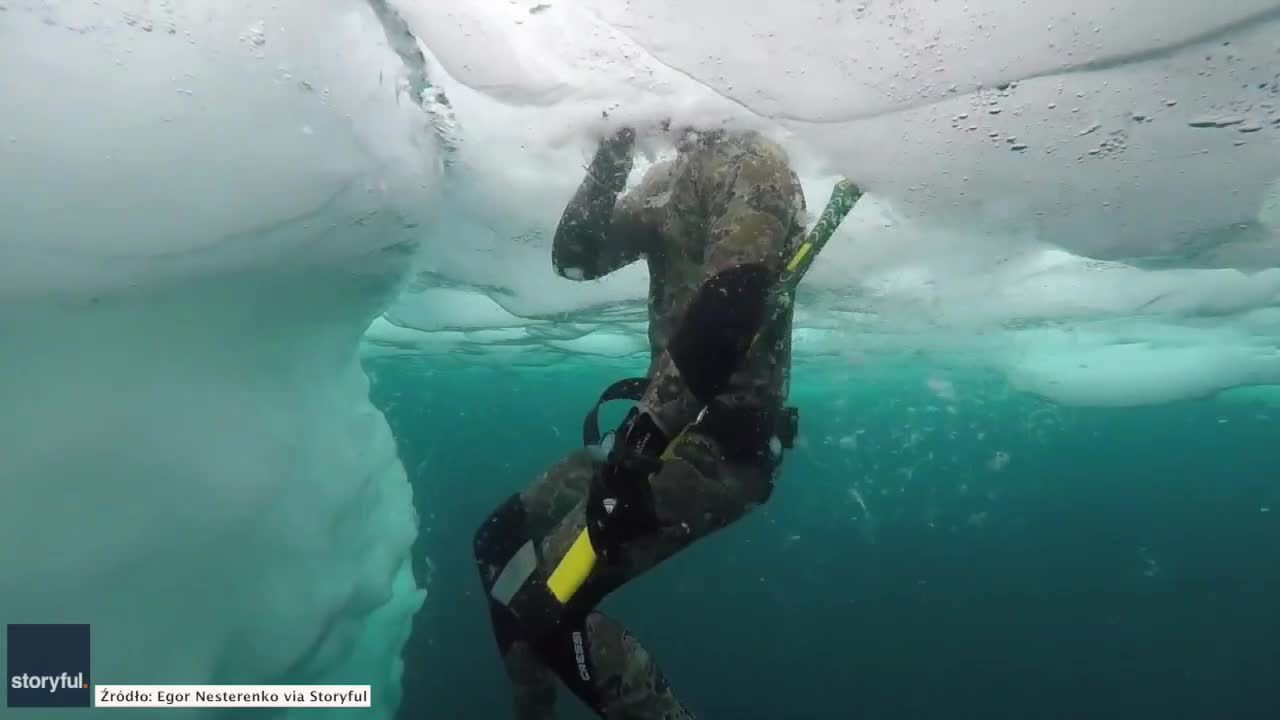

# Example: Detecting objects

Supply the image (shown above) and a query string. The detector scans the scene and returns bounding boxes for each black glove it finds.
[587,408,670,563]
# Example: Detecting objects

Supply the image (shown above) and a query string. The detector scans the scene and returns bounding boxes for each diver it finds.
[473,122,860,719]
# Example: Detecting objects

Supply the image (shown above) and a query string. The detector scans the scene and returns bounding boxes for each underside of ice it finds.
[371,0,1280,408]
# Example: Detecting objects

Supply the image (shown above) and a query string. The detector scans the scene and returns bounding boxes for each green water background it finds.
[373,358,1280,719]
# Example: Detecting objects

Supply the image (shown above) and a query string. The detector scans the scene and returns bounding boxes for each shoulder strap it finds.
[581,377,648,448]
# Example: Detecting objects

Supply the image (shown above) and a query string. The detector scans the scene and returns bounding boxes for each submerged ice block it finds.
[1,1,439,716]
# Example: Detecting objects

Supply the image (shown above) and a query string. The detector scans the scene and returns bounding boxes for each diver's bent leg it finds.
[536,431,773,584]
[475,495,559,719]
[520,450,598,538]
[581,437,768,717]
[476,432,773,718]
[530,611,694,720]
[583,611,695,720]
[475,452,596,720]
[620,430,775,575]
[530,431,773,716]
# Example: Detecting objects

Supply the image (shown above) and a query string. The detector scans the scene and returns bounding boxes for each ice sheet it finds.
[1,1,437,716]
[375,0,1280,407]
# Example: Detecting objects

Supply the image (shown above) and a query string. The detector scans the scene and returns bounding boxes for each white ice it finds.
[2,1,435,717]
[373,0,1280,407]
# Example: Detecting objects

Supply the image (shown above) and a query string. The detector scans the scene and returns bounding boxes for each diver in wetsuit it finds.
[473,124,854,718]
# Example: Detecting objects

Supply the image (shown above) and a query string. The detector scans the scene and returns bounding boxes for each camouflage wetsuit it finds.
[476,128,807,719]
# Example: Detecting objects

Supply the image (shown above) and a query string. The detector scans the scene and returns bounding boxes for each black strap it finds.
[582,377,648,447]
[581,376,799,459]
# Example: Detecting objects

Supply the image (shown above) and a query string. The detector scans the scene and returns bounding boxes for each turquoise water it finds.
[371,358,1280,719]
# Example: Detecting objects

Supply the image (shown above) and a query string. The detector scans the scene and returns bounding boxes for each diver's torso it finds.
[633,130,806,407]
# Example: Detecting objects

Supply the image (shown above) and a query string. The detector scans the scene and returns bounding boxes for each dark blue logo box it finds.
[6,624,91,708]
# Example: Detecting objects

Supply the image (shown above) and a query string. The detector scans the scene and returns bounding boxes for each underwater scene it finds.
[2,0,1279,718]
[383,361,1279,719]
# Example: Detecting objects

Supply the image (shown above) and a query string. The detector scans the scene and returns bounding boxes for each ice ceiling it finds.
[369,0,1280,406]
[9,0,1271,407]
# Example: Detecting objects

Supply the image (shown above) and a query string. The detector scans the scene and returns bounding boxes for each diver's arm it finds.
[552,128,648,280]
